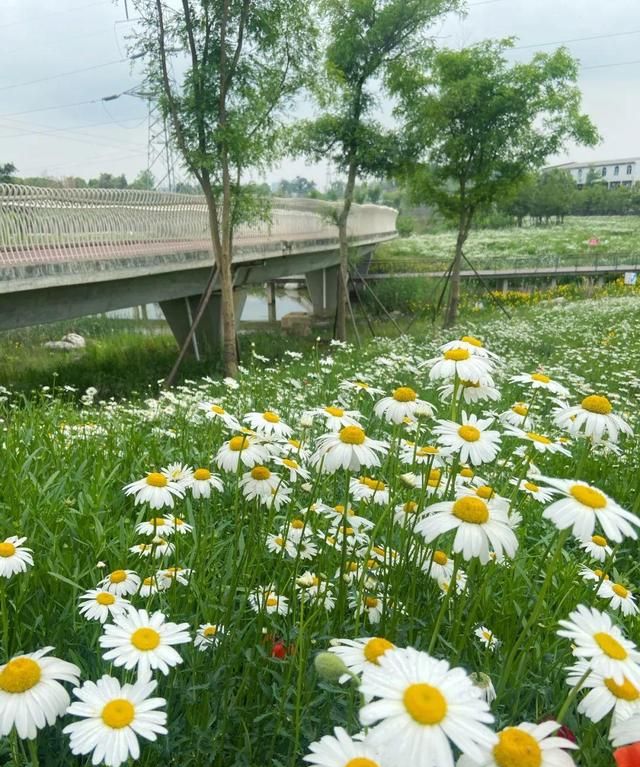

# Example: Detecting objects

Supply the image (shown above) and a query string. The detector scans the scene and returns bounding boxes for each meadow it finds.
[1,294,640,766]
[373,216,640,273]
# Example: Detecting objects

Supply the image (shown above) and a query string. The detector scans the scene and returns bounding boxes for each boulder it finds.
[44,332,86,351]
[281,312,312,337]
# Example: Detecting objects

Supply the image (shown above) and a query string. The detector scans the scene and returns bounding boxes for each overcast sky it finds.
[1,0,639,188]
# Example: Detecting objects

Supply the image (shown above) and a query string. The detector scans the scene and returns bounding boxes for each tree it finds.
[391,40,599,326]
[131,0,315,376]
[531,170,576,224]
[298,0,459,340]
[88,173,128,189]
[0,163,16,183]
[130,169,156,190]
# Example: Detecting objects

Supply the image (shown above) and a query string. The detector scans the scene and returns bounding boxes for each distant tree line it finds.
[0,167,157,190]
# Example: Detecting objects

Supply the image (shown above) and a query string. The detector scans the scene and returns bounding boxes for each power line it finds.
[582,58,640,70]
[0,89,138,119]
[0,0,112,29]
[513,29,640,51]
[0,59,130,93]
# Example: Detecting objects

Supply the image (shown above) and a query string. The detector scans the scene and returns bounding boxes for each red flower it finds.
[539,717,577,744]
[615,743,640,767]
[271,641,288,659]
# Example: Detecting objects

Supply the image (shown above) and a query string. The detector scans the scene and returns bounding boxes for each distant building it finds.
[545,158,640,189]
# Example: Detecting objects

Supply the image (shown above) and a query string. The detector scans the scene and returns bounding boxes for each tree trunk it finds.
[335,159,358,341]
[444,208,470,328]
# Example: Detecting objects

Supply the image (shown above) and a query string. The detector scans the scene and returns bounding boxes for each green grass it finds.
[1,295,639,766]
[373,216,640,273]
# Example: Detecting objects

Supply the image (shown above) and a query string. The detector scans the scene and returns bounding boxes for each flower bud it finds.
[314,651,349,684]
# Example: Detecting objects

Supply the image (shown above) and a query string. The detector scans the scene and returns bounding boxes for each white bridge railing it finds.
[0,185,397,267]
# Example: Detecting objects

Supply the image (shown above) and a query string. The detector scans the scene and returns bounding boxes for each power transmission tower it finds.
[147,100,176,192]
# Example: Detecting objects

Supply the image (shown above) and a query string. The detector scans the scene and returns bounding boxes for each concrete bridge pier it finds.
[160,290,247,356]
[306,265,339,317]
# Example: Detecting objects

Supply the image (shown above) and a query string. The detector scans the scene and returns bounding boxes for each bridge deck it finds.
[363,262,640,280]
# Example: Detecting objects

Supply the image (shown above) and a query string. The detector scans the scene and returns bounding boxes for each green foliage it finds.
[0,162,17,183]
[130,169,156,190]
[395,213,415,237]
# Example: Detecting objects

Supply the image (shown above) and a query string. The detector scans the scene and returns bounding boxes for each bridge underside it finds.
[0,236,388,352]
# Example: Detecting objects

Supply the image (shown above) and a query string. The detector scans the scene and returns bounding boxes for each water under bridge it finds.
[0,184,397,349]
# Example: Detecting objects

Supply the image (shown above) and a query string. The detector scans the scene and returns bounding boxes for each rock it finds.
[44,333,86,351]
[281,312,312,337]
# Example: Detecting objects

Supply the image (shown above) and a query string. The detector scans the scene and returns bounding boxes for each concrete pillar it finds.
[550,277,557,288]
[266,281,276,323]
[501,278,509,295]
[306,265,339,317]
[160,290,247,355]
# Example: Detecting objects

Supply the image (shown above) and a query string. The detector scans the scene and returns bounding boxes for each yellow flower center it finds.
[444,348,470,361]
[347,561,359,572]
[282,458,299,470]
[203,626,218,638]
[594,631,628,660]
[512,404,529,416]
[593,569,608,580]
[364,597,379,608]
[229,435,249,451]
[613,583,630,599]
[531,373,551,384]
[363,637,394,664]
[131,627,161,651]
[109,569,127,584]
[0,542,16,558]
[459,467,474,478]
[142,576,155,586]
[96,592,116,606]
[433,550,448,566]
[101,699,135,729]
[339,426,366,445]
[404,501,418,513]
[393,387,417,402]
[250,466,271,481]
[416,446,438,457]
[344,759,380,767]
[524,481,539,493]
[582,395,613,415]
[475,485,494,500]
[403,683,448,725]
[146,473,167,488]
[570,484,607,509]
[210,404,226,414]
[288,439,301,449]
[343,527,355,536]
[325,406,344,417]
[150,517,166,527]
[453,497,489,524]
[194,468,212,481]
[526,432,552,444]
[493,727,542,767]
[263,411,280,423]
[461,335,483,347]
[266,596,278,607]
[360,476,386,491]
[0,657,42,693]
[458,424,481,442]
[605,677,639,701]
[592,535,608,547]
[291,519,305,529]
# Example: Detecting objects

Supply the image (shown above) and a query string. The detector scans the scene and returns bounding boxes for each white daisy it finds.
[499,402,534,429]
[553,394,633,444]
[339,379,385,397]
[189,467,224,498]
[138,574,169,598]
[64,675,167,767]
[98,569,140,597]
[421,549,455,584]
[566,659,640,725]
[350,593,386,624]
[199,401,241,430]
[215,434,270,472]
[510,371,570,398]
[311,426,388,474]
[374,387,433,424]
[433,413,501,466]
[0,536,33,578]
[359,646,496,767]
[597,580,639,617]
[427,348,494,384]
[248,586,289,616]
[309,405,364,431]
[99,608,190,677]
[78,589,130,624]
[610,714,640,747]
[129,537,175,559]
[503,426,571,456]
[315,502,374,532]
[400,442,450,467]
[535,476,640,542]
[303,726,384,767]
[438,378,501,404]
[272,456,311,482]
[394,500,422,526]
[557,604,640,686]
[157,566,193,588]
[135,516,175,537]
[162,514,192,535]
[439,335,499,359]
[239,465,282,501]
[510,479,557,503]
[580,534,613,562]
[0,647,81,739]
[349,476,390,506]
[417,495,518,565]
[265,532,298,558]
[457,720,577,767]
[244,410,292,438]
[161,462,193,487]
[328,637,396,683]
[122,472,184,510]
[194,624,225,652]
[474,626,500,651]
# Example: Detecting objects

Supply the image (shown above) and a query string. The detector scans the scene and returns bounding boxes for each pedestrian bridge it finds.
[0,184,397,347]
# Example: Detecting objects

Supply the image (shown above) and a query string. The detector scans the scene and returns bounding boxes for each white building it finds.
[546,157,640,189]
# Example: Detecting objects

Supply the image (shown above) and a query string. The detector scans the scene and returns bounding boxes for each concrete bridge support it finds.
[306,266,339,318]
[160,290,247,356]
